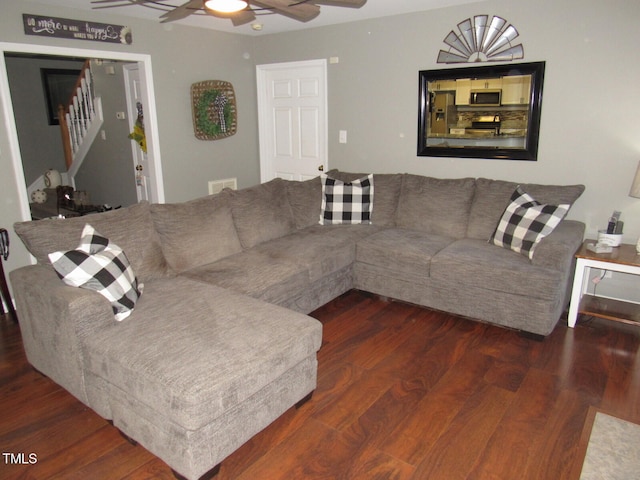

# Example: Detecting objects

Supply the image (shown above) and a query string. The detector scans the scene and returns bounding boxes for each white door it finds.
[257,59,327,182]
[123,63,151,202]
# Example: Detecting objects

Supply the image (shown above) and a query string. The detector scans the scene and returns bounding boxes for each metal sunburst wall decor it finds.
[437,15,524,64]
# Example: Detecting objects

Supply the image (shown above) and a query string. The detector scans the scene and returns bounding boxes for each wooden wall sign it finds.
[23,13,133,45]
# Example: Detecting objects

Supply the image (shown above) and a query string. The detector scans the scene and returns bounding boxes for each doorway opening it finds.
[0,42,164,222]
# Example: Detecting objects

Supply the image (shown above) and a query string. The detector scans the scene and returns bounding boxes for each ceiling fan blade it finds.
[312,0,367,7]
[91,0,135,3]
[91,0,157,5]
[91,0,156,8]
[204,7,257,26]
[251,0,320,22]
[160,0,203,22]
[230,9,257,26]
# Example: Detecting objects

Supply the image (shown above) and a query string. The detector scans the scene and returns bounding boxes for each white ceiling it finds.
[32,0,485,36]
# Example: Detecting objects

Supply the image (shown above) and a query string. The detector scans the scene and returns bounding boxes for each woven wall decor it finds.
[191,80,237,140]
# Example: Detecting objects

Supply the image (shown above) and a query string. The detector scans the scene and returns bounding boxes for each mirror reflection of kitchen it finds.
[426,74,531,149]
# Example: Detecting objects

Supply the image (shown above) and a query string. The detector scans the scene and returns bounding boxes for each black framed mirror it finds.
[418,61,545,161]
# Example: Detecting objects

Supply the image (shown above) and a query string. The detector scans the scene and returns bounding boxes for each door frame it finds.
[256,59,328,183]
[0,42,165,222]
[123,62,150,203]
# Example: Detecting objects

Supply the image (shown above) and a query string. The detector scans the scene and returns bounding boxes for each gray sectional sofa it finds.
[10,170,585,479]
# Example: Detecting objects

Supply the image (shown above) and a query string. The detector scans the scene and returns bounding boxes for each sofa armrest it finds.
[9,264,115,405]
[531,220,585,269]
[10,264,115,339]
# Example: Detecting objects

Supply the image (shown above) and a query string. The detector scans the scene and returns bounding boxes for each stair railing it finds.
[58,59,96,170]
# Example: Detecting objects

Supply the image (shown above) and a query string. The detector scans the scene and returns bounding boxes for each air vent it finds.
[208,177,237,195]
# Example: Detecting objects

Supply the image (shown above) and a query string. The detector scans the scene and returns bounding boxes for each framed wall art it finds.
[41,67,81,125]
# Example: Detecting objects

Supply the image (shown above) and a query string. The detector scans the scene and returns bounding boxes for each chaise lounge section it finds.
[10,170,585,479]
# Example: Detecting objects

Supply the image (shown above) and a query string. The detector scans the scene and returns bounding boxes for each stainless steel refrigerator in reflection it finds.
[430,92,455,135]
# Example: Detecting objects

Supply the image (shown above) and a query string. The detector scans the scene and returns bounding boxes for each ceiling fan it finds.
[91,0,367,26]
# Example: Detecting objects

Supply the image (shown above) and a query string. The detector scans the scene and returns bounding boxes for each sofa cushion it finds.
[286,176,322,229]
[319,174,373,225]
[356,228,454,279]
[467,178,585,240]
[324,171,402,226]
[151,193,242,273]
[490,186,570,259]
[182,249,310,306]
[228,178,296,249]
[430,238,564,301]
[49,224,142,321]
[395,174,476,238]
[81,277,322,431]
[255,224,380,282]
[14,202,168,282]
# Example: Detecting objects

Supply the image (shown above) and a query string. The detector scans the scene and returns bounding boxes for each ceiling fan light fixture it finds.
[204,0,248,13]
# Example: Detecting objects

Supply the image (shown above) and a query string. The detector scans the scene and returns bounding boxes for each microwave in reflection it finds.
[469,90,501,106]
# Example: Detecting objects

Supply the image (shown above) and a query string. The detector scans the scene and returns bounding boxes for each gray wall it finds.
[1,0,639,300]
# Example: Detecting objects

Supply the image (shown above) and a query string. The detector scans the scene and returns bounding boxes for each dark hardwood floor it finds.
[2,290,640,479]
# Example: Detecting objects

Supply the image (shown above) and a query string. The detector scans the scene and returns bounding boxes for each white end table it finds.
[568,240,640,328]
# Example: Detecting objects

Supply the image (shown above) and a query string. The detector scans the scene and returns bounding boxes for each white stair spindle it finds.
[64,111,74,153]
[70,107,79,153]
[84,70,95,118]
[80,79,91,124]
[76,88,87,137]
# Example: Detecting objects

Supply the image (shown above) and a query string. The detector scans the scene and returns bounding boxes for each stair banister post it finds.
[59,104,73,170]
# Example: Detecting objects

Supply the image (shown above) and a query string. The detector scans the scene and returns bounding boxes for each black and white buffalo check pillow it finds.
[319,173,374,225]
[490,186,570,260]
[49,224,143,321]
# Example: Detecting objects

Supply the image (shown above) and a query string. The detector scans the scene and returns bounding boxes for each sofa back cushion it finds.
[14,201,168,282]
[466,178,586,240]
[395,174,476,238]
[228,177,296,249]
[150,192,243,273]
[286,176,323,230]
[324,170,402,226]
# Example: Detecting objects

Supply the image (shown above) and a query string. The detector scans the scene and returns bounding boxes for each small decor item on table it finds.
[56,185,75,209]
[31,189,47,204]
[191,80,237,141]
[44,169,62,188]
[74,191,89,207]
[598,210,623,247]
[597,231,622,247]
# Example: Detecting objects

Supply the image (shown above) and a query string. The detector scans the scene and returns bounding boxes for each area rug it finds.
[579,411,640,479]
